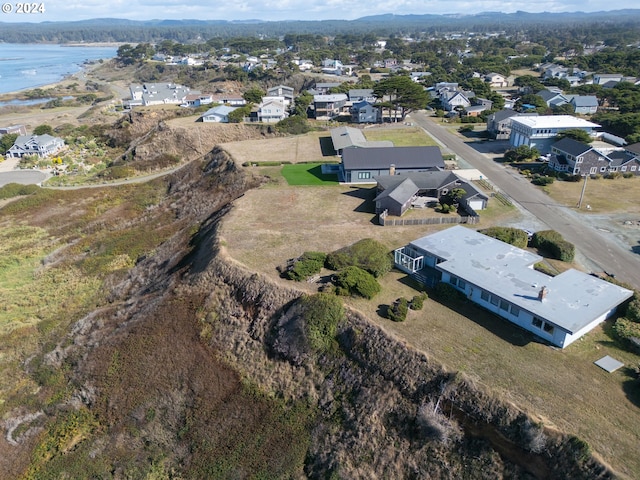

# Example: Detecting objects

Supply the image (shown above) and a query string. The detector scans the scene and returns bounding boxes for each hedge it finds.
[334,266,381,299]
[531,230,575,262]
[479,226,528,249]
[286,251,327,281]
[388,297,409,322]
[326,238,392,278]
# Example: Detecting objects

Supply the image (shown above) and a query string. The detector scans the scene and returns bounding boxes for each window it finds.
[600,167,606,172]
[500,300,509,311]
[357,172,371,180]
[543,322,555,334]
[510,305,520,317]
[481,290,489,301]
[490,295,499,306]
[532,317,543,329]
[632,166,637,171]
[621,166,627,172]
[458,279,466,290]
[590,167,597,174]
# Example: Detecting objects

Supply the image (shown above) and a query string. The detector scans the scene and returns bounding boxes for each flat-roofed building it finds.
[509,115,600,154]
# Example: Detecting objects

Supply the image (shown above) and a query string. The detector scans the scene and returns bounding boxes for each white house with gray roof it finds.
[6,134,65,158]
[394,226,633,348]
[509,115,600,154]
[129,83,198,107]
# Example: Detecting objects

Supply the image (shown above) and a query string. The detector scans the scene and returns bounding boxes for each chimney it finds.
[389,164,396,176]
[538,286,548,301]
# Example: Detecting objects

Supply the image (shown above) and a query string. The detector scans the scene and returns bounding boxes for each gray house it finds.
[373,171,487,216]
[348,89,375,103]
[329,126,393,155]
[351,101,381,124]
[340,146,444,184]
[394,226,633,348]
[549,137,640,176]
[568,95,599,115]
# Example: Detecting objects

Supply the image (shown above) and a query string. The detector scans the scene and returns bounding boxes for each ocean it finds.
[0,43,117,95]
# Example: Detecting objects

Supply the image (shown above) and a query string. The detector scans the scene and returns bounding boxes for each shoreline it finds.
[0,60,109,99]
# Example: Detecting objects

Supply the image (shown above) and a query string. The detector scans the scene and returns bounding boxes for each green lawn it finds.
[281,163,339,186]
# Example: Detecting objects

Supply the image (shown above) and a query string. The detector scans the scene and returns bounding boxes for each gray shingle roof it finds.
[552,137,593,157]
[342,146,444,171]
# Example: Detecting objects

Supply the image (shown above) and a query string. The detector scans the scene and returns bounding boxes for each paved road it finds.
[409,111,640,290]
[0,170,47,187]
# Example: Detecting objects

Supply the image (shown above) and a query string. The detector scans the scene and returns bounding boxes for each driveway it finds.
[0,170,47,187]
[409,111,640,289]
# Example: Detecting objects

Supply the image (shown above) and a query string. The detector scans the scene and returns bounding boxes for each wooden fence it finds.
[379,210,479,226]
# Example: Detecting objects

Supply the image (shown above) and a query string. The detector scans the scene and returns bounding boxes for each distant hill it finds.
[1,10,640,43]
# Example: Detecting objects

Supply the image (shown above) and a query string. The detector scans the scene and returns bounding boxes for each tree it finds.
[373,75,429,121]
[242,86,265,104]
[33,124,53,136]
[293,91,313,117]
[555,129,592,143]
[442,188,467,205]
[228,105,251,123]
[0,133,18,155]
[504,145,540,162]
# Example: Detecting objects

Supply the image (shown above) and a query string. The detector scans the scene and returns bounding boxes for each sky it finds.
[0,0,637,23]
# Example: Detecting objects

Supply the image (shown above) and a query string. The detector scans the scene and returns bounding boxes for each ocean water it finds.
[0,43,117,95]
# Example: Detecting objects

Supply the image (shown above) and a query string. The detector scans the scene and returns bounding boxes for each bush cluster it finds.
[326,238,392,278]
[300,293,345,353]
[334,266,381,299]
[531,175,555,186]
[478,226,528,249]
[410,293,428,310]
[286,251,327,281]
[434,282,463,302]
[530,230,575,262]
[0,183,40,199]
[387,297,409,322]
[275,115,311,135]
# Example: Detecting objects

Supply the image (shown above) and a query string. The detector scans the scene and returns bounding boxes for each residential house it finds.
[567,95,599,115]
[548,137,640,176]
[485,72,509,88]
[464,105,488,117]
[441,91,471,112]
[351,101,381,124]
[313,94,348,120]
[200,105,238,123]
[6,134,65,158]
[593,73,624,86]
[182,93,214,107]
[373,171,487,216]
[0,125,27,136]
[543,64,569,79]
[295,59,314,71]
[330,126,392,155]
[348,89,376,103]
[394,226,633,348]
[411,72,431,82]
[487,110,519,139]
[210,94,246,106]
[509,115,600,154]
[250,98,288,123]
[537,89,569,108]
[314,82,341,94]
[129,83,198,107]
[340,146,444,184]
[267,85,294,106]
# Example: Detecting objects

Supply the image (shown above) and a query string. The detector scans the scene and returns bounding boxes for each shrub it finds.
[613,318,640,344]
[388,297,409,322]
[625,296,640,323]
[623,172,634,179]
[286,251,327,281]
[531,175,554,186]
[326,238,392,278]
[434,282,463,302]
[275,116,311,135]
[410,293,428,310]
[605,172,622,180]
[478,226,528,249]
[531,230,575,262]
[300,293,345,353]
[334,266,381,299]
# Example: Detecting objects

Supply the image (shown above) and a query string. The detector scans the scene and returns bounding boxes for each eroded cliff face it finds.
[4,150,614,479]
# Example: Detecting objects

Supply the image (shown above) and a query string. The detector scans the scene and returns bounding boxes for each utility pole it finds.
[577,173,588,209]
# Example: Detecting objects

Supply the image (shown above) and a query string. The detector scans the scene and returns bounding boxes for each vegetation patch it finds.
[300,293,345,353]
[334,266,381,299]
[283,251,327,281]
[326,238,392,278]
[281,163,339,185]
[531,230,575,262]
[478,226,529,248]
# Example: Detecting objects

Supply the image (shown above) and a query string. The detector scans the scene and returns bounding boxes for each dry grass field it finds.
[219,128,640,479]
[544,175,640,214]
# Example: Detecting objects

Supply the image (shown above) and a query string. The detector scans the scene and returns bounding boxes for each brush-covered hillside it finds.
[0,116,616,479]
